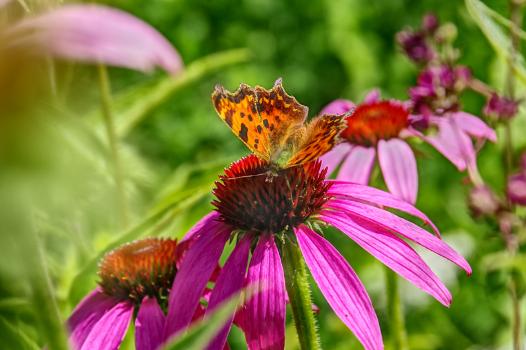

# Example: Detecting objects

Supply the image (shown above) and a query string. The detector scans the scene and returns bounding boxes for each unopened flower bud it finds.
[469,185,500,217]
[422,13,439,34]
[483,93,520,121]
[435,23,457,43]
[508,173,526,206]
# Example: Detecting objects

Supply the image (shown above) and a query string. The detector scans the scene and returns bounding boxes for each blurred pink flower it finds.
[68,238,204,350]
[164,154,471,350]
[4,4,183,74]
[484,93,520,121]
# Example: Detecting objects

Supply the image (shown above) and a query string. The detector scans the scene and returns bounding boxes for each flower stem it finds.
[385,267,409,350]
[281,237,320,350]
[505,2,524,349]
[97,64,128,228]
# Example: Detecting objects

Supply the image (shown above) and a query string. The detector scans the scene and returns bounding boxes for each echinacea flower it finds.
[163,85,471,350]
[3,4,183,74]
[405,65,496,172]
[319,90,418,203]
[68,237,202,350]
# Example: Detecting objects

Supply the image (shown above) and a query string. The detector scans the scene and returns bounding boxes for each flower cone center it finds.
[213,155,331,234]
[98,238,179,303]
[341,101,409,146]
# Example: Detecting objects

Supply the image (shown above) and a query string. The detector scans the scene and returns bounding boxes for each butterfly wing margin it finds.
[212,84,271,161]
[286,114,347,167]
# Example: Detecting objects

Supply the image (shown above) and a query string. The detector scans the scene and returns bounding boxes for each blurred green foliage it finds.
[0,0,525,349]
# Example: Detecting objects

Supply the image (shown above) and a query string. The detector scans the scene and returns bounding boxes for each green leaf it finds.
[163,289,246,350]
[89,48,252,138]
[465,0,526,84]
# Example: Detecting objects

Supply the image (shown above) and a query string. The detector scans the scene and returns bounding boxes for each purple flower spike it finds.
[396,30,435,64]
[7,5,183,74]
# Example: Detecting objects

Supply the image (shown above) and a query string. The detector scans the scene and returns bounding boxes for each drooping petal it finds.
[164,219,231,340]
[363,89,381,104]
[205,235,252,350]
[68,289,121,350]
[451,112,497,142]
[336,145,376,185]
[325,198,471,274]
[182,211,222,242]
[295,226,383,350]
[320,211,452,306]
[422,117,475,171]
[319,143,351,176]
[7,5,183,74]
[77,298,134,350]
[239,235,286,350]
[377,139,418,204]
[135,297,165,350]
[326,180,440,235]
[320,99,355,115]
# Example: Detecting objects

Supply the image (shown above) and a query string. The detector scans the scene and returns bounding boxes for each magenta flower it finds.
[484,93,520,121]
[68,238,203,350]
[319,90,419,203]
[164,152,471,350]
[404,65,496,172]
[4,4,183,74]
[508,155,526,206]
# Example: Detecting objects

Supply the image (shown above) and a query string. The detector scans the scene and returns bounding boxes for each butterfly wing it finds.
[286,114,347,167]
[212,84,271,161]
[212,79,308,162]
[253,79,308,158]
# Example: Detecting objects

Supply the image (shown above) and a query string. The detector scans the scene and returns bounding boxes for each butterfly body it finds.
[212,79,347,169]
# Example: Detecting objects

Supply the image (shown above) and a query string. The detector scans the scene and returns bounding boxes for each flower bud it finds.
[422,13,439,34]
[483,93,520,121]
[508,173,526,206]
[469,185,501,217]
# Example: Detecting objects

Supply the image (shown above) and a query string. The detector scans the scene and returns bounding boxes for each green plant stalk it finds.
[281,237,320,350]
[385,267,409,350]
[97,64,129,228]
[505,2,524,349]
[116,48,252,137]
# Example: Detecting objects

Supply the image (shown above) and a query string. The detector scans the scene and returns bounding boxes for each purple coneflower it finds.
[319,90,420,204]
[68,237,204,350]
[408,65,496,172]
[164,153,471,350]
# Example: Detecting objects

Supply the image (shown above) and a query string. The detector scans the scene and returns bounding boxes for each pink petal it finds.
[295,226,383,350]
[320,99,355,115]
[327,180,440,235]
[163,219,231,340]
[377,139,418,204]
[205,235,252,350]
[135,297,165,350]
[321,211,452,306]
[363,89,381,104]
[68,289,121,350]
[451,112,497,142]
[239,235,286,350]
[423,117,475,171]
[8,5,183,74]
[336,145,376,185]
[80,300,133,350]
[319,143,352,176]
[325,198,471,275]
[182,211,222,242]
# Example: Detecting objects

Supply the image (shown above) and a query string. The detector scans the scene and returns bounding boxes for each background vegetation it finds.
[0,0,524,349]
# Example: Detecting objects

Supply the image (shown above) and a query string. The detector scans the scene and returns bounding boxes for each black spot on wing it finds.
[239,123,249,142]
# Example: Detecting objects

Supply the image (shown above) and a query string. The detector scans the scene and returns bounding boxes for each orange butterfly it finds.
[211,79,347,169]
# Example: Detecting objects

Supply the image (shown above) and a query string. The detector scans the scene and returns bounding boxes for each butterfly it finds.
[211,79,347,170]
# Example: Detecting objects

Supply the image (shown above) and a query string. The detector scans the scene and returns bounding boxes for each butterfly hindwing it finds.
[212,84,271,161]
[286,114,347,167]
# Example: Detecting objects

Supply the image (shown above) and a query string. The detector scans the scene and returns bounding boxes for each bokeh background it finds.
[0,0,524,349]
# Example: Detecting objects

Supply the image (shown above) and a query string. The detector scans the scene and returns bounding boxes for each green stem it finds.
[116,48,252,137]
[505,2,524,349]
[97,64,129,228]
[385,267,409,350]
[281,237,320,350]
